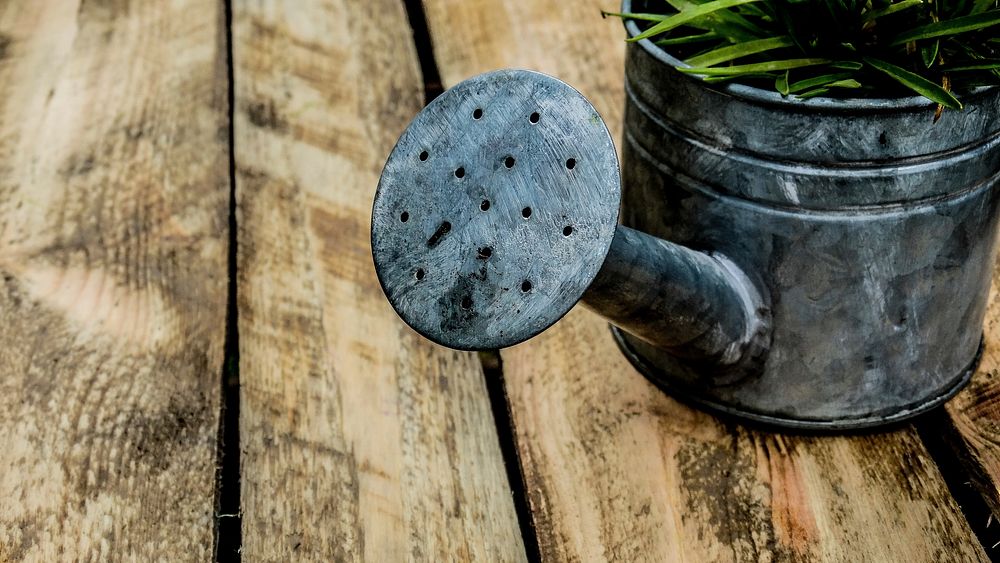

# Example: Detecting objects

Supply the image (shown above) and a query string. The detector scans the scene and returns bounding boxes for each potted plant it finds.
[586,0,1000,428]
[371,0,1000,430]
[605,0,1000,111]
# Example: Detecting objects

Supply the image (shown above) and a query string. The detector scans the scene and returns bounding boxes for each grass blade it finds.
[973,0,998,14]
[921,40,940,67]
[678,57,832,75]
[891,11,1000,45]
[830,60,865,70]
[664,0,769,39]
[628,0,763,42]
[702,72,776,83]
[863,56,963,108]
[826,79,863,88]
[787,72,856,93]
[797,87,832,99]
[941,59,1000,70]
[655,31,720,46]
[863,0,926,22]
[685,35,795,66]
[601,11,669,23]
[776,70,790,94]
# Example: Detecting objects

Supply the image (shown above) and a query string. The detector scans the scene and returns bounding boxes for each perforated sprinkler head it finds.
[371,70,622,350]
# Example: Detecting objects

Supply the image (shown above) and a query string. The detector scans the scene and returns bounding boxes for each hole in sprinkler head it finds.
[566,158,577,170]
[427,221,451,248]
[415,268,425,280]
[563,225,574,237]
[521,280,532,293]
[455,167,465,179]
[473,108,483,120]
[521,207,532,219]
[461,296,473,309]
[530,112,540,124]
[419,150,429,161]
[480,200,490,211]
[504,156,515,168]
[879,131,888,146]
[400,211,409,222]
[477,246,492,259]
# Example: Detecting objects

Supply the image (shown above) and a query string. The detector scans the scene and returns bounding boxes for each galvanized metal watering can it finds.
[371,34,1000,430]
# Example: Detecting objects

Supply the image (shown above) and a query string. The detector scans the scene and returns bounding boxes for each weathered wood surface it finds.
[942,264,1000,517]
[0,0,229,561]
[423,0,990,560]
[232,0,525,560]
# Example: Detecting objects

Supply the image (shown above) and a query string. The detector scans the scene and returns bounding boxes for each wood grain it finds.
[942,264,1000,518]
[422,1,990,560]
[232,0,525,560]
[0,0,229,560]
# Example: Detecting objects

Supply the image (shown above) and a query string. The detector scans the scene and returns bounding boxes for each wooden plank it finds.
[422,1,990,560]
[0,1,229,560]
[231,0,526,560]
[941,271,1000,518]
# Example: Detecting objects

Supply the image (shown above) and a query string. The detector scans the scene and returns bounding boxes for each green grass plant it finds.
[605,0,1000,109]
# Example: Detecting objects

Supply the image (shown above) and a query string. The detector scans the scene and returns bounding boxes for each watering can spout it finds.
[371,68,770,372]
[583,226,769,368]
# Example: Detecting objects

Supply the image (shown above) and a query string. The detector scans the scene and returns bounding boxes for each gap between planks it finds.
[214,0,243,561]
[915,414,1000,556]
[399,0,542,559]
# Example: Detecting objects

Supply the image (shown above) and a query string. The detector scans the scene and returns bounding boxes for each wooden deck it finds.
[1,0,999,561]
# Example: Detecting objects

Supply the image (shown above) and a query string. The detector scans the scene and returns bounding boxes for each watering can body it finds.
[615,21,1000,428]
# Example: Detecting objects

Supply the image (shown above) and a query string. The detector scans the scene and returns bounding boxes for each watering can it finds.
[370,63,1000,430]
